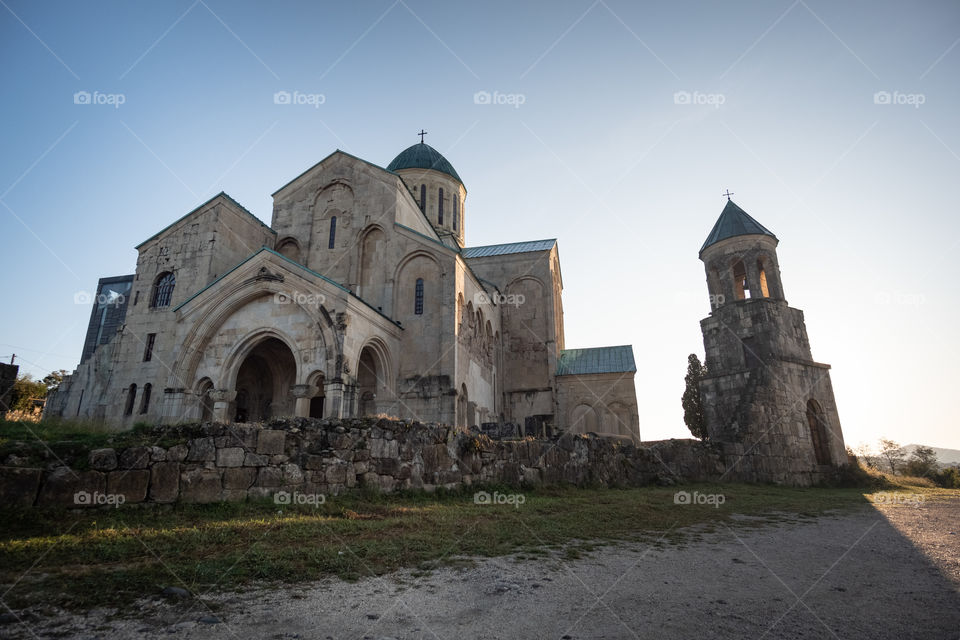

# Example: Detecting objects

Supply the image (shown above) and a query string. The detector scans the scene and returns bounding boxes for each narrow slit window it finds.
[438,187,444,225]
[420,184,426,212]
[453,195,459,231]
[143,333,156,362]
[139,383,152,414]
[124,384,137,416]
[328,216,337,249]
[414,278,424,315]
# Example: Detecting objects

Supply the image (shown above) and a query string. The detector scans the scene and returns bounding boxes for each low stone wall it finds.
[0,417,828,508]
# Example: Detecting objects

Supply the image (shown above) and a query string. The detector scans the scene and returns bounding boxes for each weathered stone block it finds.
[223,467,256,490]
[89,448,118,471]
[281,463,303,484]
[0,467,42,506]
[187,437,215,462]
[325,464,347,484]
[149,461,180,503]
[244,452,269,467]
[256,467,283,488]
[38,468,106,507]
[107,470,150,503]
[119,446,151,469]
[216,447,245,468]
[257,430,285,455]
[167,444,189,462]
[180,468,221,503]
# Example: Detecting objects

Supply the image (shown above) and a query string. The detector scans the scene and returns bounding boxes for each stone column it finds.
[208,389,236,423]
[290,384,318,418]
[324,380,345,418]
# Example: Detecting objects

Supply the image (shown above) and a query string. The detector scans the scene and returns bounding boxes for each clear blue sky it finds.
[1,0,958,450]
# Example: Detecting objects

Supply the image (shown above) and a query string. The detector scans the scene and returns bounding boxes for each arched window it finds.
[139,383,152,415]
[732,260,748,300]
[124,384,137,416]
[453,195,459,231]
[414,278,424,315]
[420,184,426,212]
[757,258,770,298]
[438,187,444,225]
[150,272,175,308]
[328,216,337,249]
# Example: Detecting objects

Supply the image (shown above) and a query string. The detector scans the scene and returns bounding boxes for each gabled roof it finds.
[557,345,637,376]
[135,192,274,250]
[271,149,399,197]
[700,199,777,255]
[462,239,557,259]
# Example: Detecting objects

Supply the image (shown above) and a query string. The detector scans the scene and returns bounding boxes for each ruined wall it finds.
[0,417,844,508]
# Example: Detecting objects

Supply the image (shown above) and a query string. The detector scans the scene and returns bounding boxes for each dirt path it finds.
[4,496,959,640]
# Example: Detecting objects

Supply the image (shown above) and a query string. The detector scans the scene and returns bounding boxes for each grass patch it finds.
[0,482,897,612]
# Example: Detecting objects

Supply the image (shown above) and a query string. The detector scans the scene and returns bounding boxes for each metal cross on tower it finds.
[418,129,427,143]
[723,189,734,200]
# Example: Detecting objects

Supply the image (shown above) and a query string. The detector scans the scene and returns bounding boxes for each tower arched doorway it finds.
[234,337,297,422]
[806,399,831,465]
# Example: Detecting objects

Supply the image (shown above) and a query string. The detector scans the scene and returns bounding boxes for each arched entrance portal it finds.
[806,399,831,465]
[234,337,297,422]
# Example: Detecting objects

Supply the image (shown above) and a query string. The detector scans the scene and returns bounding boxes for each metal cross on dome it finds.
[418,129,427,143]
[723,189,734,200]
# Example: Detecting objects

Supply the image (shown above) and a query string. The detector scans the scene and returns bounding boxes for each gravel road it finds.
[4,495,958,639]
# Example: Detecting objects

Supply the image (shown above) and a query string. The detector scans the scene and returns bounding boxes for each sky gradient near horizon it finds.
[1,0,958,451]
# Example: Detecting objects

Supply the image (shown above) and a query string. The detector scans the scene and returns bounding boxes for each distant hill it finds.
[904,444,960,466]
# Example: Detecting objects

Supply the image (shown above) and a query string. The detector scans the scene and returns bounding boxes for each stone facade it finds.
[696,200,847,482]
[45,142,640,440]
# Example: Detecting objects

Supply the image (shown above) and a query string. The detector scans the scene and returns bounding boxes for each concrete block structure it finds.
[46,140,640,440]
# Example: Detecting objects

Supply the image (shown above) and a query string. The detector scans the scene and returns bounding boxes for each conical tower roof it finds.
[700,199,777,255]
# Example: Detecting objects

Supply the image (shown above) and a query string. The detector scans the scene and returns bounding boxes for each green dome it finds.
[387,143,463,183]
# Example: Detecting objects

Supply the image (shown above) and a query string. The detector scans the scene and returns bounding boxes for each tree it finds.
[878,439,905,475]
[682,353,708,440]
[42,369,68,393]
[905,446,938,478]
[9,374,47,412]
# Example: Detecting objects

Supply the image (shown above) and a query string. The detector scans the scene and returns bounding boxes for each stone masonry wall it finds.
[0,417,836,508]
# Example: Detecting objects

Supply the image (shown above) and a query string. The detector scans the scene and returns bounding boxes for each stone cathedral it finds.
[46,140,641,440]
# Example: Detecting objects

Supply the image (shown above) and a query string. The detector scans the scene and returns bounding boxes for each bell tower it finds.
[697,197,847,483]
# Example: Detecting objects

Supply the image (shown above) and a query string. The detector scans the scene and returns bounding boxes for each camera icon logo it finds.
[473,491,492,505]
[274,91,291,105]
[474,91,491,105]
[673,91,691,105]
[74,91,91,105]
[873,91,891,105]
[74,490,92,505]
[274,490,292,505]
[74,290,93,305]
[673,490,691,505]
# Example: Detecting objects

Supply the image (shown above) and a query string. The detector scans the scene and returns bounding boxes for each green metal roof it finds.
[700,199,777,255]
[386,142,463,183]
[556,345,637,376]
[462,239,556,258]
